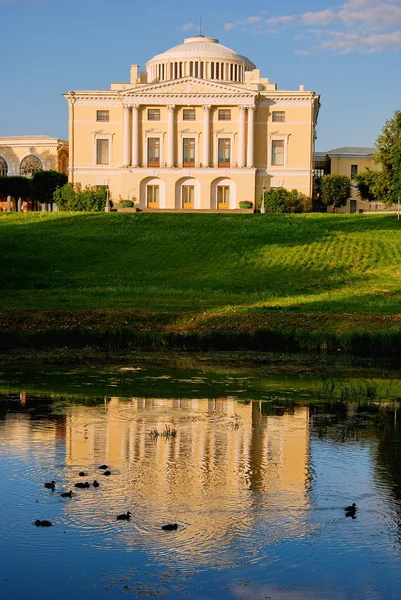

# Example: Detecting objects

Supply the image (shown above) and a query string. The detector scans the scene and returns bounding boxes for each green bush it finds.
[239,201,253,209]
[263,188,311,213]
[119,200,135,208]
[54,183,109,212]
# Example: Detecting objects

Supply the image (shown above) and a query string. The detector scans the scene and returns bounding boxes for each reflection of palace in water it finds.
[65,397,310,498]
[0,393,311,562]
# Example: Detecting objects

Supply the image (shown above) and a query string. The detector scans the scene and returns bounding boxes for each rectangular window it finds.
[272,111,285,122]
[351,164,358,179]
[183,109,196,121]
[218,109,231,121]
[96,110,109,122]
[182,185,194,208]
[217,186,230,208]
[218,138,231,167]
[271,140,284,166]
[147,185,159,207]
[183,138,195,167]
[148,109,160,121]
[147,138,160,166]
[96,139,109,165]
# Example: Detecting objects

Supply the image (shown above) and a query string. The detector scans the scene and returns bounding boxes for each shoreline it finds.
[1,309,401,358]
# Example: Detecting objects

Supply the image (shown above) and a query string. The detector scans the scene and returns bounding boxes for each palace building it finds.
[64,35,320,210]
[0,135,69,211]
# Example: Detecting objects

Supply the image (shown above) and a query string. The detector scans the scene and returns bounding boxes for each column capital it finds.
[246,105,256,111]
[203,104,211,112]
[132,104,140,111]
[239,105,247,112]
[168,104,176,112]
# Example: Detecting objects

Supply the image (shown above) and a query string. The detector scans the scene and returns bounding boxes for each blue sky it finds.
[0,0,400,151]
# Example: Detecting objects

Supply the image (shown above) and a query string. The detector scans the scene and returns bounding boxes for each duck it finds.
[74,482,90,489]
[161,523,178,531]
[344,503,357,512]
[116,511,132,521]
[98,465,108,470]
[93,480,100,488]
[35,520,53,527]
[79,472,87,477]
[44,481,56,490]
[60,490,73,498]
[102,470,111,476]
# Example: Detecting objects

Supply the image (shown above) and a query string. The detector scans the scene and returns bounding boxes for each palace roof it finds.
[147,35,256,70]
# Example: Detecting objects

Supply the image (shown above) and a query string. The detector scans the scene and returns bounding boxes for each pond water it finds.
[1,361,401,599]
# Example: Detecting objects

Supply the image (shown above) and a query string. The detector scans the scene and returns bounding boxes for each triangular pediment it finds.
[122,77,257,97]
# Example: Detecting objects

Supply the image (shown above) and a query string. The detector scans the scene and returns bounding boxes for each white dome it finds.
[147,35,256,70]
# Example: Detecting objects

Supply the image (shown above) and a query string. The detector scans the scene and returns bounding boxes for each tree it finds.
[320,174,351,212]
[374,110,401,205]
[354,168,380,203]
[31,170,68,207]
[0,176,31,199]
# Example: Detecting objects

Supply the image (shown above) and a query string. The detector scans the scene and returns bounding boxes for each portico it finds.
[119,87,257,170]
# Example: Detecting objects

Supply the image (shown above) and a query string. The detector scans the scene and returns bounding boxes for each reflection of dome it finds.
[146,35,256,84]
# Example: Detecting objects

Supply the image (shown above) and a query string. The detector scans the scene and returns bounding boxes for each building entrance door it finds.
[350,200,357,213]
[147,185,160,209]
[182,185,194,209]
[217,186,230,209]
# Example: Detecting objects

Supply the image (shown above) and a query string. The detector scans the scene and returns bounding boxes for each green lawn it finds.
[1,211,401,315]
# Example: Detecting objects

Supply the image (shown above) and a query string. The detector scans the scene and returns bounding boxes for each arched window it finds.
[59,153,68,174]
[20,155,42,177]
[0,156,8,177]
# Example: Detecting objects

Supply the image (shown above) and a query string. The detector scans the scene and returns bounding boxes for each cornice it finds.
[74,99,121,107]
[259,98,312,108]
[0,143,64,149]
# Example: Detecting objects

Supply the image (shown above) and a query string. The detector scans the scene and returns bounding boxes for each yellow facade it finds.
[315,146,383,213]
[0,135,69,211]
[64,35,320,210]
[0,135,68,177]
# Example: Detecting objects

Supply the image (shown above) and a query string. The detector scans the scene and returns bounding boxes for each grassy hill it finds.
[1,212,401,354]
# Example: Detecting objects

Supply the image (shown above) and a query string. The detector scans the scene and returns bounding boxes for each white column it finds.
[167,104,175,168]
[246,106,255,168]
[238,106,246,168]
[7,196,11,212]
[123,106,130,166]
[131,105,139,167]
[203,105,211,167]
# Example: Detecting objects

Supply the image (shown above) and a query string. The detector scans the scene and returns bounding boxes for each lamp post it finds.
[260,185,266,214]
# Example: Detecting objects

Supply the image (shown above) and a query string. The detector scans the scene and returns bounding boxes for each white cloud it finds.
[221,2,401,53]
[224,22,237,31]
[295,49,310,55]
[302,9,337,26]
[338,0,401,30]
[181,23,195,32]
[322,29,401,52]
[265,15,295,27]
